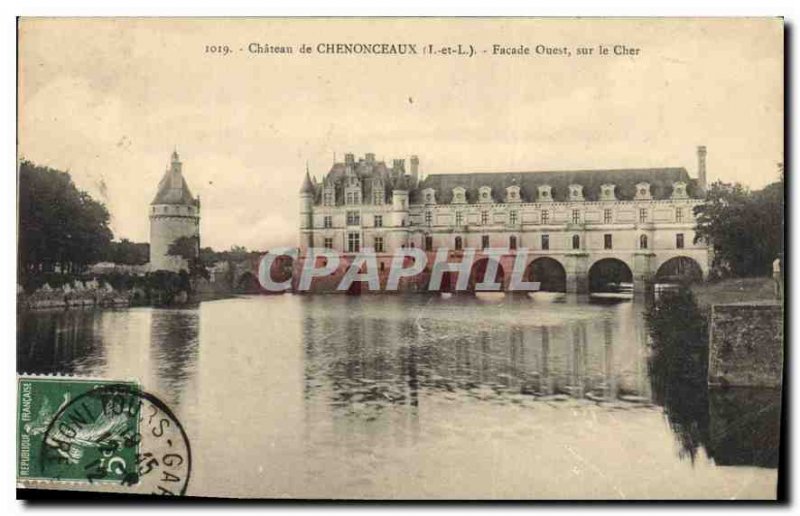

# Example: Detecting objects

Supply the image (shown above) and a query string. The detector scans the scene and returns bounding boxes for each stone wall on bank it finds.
[708,302,784,387]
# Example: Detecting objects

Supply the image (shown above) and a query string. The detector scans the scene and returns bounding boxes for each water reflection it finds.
[18,308,110,375]
[149,309,199,408]
[301,295,655,426]
[645,290,781,468]
[16,292,781,495]
[17,306,199,413]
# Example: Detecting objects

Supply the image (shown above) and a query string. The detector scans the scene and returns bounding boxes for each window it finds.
[346,211,360,225]
[676,233,684,249]
[323,193,333,206]
[346,192,353,205]
[541,234,550,250]
[455,236,463,251]
[481,211,489,225]
[323,237,333,249]
[374,236,384,253]
[425,211,432,226]
[509,211,518,225]
[541,210,549,224]
[374,192,383,205]
[374,215,383,228]
[604,234,612,250]
[323,215,332,229]
[426,193,433,202]
[425,235,433,251]
[572,235,580,250]
[640,234,648,249]
[482,235,490,250]
[347,232,361,253]
[572,209,580,224]
[353,192,360,204]
[639,208,647,223]
[509,236,518,250]
[455,212,464,226]
[676,208,683,222]
[604,209,612,224]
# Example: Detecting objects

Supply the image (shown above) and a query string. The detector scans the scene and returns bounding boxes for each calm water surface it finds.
[18,294,780,499]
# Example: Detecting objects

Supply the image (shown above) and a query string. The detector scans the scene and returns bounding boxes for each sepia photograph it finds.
[15,17,784,501]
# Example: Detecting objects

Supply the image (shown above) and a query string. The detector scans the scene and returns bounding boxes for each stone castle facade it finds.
[299,148,711,293]
[149,150,200,272]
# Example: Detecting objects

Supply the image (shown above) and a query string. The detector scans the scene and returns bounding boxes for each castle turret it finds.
[299,167,315,253]
[149,150,200,272]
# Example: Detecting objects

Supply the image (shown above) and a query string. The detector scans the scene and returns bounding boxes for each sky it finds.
[18,18,783,251]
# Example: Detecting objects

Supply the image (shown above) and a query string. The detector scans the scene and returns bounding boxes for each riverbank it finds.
[690,277,777,308]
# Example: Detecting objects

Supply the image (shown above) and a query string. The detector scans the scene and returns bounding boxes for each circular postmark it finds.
[39,384,192,496]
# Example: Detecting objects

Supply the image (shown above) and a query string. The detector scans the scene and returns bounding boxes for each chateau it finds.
[149,150,200,272]
[299,148,711,293]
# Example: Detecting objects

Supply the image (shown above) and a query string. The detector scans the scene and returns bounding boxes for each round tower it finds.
[149,150,200,272]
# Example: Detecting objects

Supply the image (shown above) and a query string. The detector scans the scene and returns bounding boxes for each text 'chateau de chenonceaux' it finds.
[149,148,711,294]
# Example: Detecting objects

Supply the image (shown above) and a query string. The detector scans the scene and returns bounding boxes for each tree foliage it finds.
[18,160,113,279]
[106,239,150,265]
[693,178,783,278]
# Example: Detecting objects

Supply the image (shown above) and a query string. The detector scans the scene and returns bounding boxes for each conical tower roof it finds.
[300,168,315,194]
[151,150,198,206]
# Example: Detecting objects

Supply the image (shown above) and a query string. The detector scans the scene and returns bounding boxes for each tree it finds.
[18,161,113,279]
[167,235,209,280]
[693,178,783,278]
[107,239,149,265]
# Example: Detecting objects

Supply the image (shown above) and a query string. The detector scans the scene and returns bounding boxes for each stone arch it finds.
[468,257,506,292]
[588,258,633,293]
[655,256,704,283]
[524,257,567,292]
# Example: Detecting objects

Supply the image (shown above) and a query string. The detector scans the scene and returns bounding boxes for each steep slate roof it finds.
[151,163,198,206]
[300,170,315,193]
[318,159,403,205]
[412,168,697,204]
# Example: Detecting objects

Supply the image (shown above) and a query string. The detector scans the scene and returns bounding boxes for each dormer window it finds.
[600,184,617,201]
[479,186,493,203]
[538,185,553,202]
[422,188,437,205]
[506,185,521,203]
[452,187,466,204]
[569,184,584,201]
[671,181,688,199]
[635,182,652,200]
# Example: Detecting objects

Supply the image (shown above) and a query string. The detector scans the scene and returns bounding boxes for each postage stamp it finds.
[17,377,191,496]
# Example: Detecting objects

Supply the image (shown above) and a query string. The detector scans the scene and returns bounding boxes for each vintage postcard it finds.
[16,17,784,500]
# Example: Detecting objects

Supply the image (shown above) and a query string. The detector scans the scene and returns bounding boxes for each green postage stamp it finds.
[17,376,140,484]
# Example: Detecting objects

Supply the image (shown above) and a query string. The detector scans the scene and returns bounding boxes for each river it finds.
[17,293,780,499]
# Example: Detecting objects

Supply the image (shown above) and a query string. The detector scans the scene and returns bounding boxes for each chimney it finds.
[365,153,375,164]
[410,155,419,177]
[697,145,707,192]
[392,158,405,173]
[344,153,355,165]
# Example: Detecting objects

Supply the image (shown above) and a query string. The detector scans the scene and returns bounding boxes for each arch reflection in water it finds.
[300,295,654,424]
